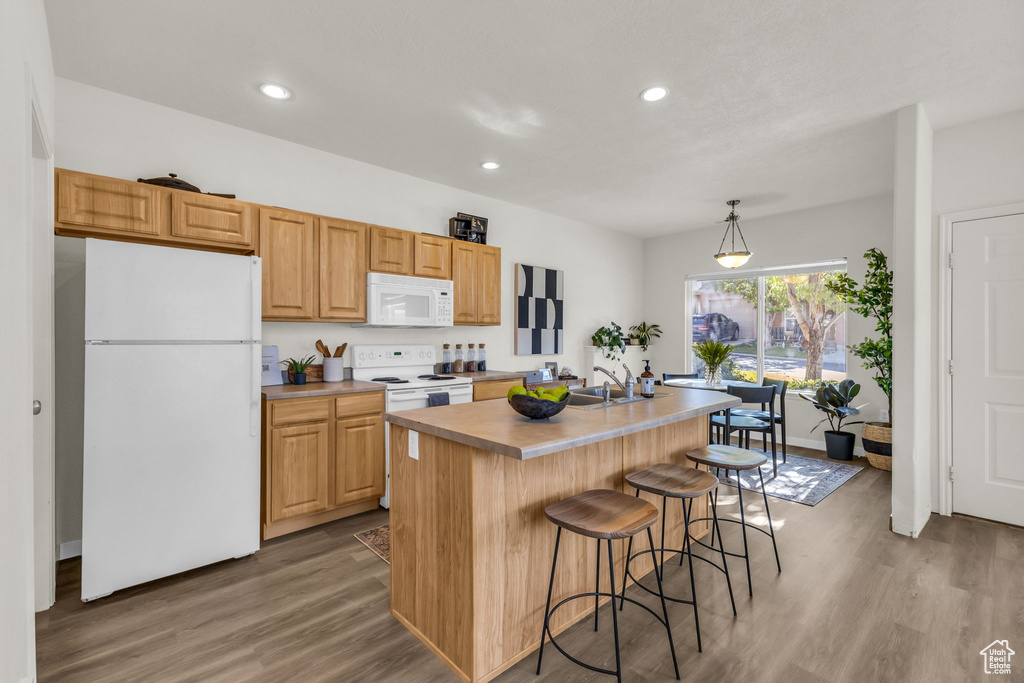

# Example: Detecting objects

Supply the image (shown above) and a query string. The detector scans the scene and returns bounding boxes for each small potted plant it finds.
[801,379,866,460]
[591,323,626,360]
[629,322,662,352]
[693,339,734,386]
[281,355,316,385]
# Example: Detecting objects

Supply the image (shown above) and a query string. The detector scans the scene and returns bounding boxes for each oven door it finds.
[365,283,439,327]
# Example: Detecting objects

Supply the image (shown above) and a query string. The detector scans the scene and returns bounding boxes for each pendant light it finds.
[714,199,752,268]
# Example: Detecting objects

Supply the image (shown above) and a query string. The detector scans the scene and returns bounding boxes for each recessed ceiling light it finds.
[480,161,501,170]
[640,86,668,102]
[259,83,291,100]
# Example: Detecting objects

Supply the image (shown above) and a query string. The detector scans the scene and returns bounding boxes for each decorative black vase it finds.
[824,430,855,460]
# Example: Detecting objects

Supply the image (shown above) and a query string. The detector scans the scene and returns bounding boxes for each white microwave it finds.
[354,273,454,328]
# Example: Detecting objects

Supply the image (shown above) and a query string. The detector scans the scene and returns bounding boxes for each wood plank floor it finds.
[37,447,1024,682]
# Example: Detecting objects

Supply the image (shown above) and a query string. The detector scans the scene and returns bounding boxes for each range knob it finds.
[368,352,376,360]
[358,352,366,361]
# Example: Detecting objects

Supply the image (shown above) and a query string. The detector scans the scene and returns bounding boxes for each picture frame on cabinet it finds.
[456,212,488,244]
[545,361,559,378]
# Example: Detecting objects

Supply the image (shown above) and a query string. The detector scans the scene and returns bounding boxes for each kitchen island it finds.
[385,387,738,683]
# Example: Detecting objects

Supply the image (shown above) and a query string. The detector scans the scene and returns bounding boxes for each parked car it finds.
[692,313,740,341]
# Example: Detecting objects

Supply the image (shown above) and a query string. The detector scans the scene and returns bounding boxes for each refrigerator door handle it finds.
[250,342,260,437]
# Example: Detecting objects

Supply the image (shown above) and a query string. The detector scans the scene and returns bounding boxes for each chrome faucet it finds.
[594,365,634,398]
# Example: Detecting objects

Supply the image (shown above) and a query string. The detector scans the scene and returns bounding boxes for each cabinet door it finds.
[333,414,385,507]
[413,234,452,279]
[269,422,330,522]
[57,170,169,236]
[171,193,254,249]
[261,208,316,319]
[368,225,413,274]
[320,218,367,321]
[452,241,479,324]
[476,245,501,325]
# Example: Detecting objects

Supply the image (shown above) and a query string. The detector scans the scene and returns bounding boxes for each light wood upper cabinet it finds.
[476,245,501,325]
[452,241,479,324]
[320,219,367,321]
[413,234,452,279]
[261,208,317,320]
[369,225,413,274]
[333,414,386,507]
[57,170,168,236]
[453,241,501,325]
[269,422,330,522]
[171,193,254,247]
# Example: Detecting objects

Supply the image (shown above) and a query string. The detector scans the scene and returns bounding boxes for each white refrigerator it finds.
[81,239,262,601]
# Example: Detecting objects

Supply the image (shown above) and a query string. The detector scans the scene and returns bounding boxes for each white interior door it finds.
[951,210,1024,526]
[31,107,55,611]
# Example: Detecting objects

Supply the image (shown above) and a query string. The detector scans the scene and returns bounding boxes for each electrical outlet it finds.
[408,430,419,460]
[879,409,889,423]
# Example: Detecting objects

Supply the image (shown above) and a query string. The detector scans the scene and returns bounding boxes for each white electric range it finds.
[351,344,473,508]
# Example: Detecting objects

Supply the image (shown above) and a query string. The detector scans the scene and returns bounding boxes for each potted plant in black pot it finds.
[801,379,866,460]
[281,355,316,385]
[825,248,893,470]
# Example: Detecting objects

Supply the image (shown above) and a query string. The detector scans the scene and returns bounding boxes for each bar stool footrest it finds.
[623,548,729,605]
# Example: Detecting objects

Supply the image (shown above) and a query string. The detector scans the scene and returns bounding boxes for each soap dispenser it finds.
[640,360,655,398]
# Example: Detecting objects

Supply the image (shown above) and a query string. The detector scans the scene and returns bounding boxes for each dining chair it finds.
[709,385,779,477]
[731,378,789,464]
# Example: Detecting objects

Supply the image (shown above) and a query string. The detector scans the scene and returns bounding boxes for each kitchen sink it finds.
[565,387,672,410]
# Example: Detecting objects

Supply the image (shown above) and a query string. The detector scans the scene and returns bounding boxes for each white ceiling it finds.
[44,0,1024,237]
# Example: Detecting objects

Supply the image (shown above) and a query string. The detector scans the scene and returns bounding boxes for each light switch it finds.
[409,430,419,460]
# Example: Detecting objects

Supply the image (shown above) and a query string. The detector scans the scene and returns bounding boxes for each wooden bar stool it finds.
[685,444,782,596]
[537,489,679,682]
[619,464,736,653]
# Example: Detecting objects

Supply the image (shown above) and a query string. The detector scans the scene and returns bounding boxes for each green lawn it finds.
[732,341,807,359]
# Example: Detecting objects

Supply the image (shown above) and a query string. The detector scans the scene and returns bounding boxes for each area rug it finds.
[354,524,390,564]
[717,452,862,506]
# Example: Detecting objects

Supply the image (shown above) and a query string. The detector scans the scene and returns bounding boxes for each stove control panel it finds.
[352,344,436,368]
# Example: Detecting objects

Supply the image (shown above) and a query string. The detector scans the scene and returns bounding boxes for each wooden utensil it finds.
[315,339,330,358]
[333,343,347,358]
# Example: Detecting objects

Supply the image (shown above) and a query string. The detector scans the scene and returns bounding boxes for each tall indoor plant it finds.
[825,248,893,469]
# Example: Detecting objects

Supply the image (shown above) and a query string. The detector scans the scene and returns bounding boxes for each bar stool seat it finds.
[621,463,736,654]
[625,464,718,498]
[545,489,659,539]
[686,443,767,470]
[538,489,679,681]
[685,445,780,598]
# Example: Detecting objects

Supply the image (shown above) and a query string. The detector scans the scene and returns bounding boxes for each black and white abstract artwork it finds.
[515,264,564,355]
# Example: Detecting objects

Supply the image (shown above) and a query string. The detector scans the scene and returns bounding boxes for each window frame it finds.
[685,259,848,395]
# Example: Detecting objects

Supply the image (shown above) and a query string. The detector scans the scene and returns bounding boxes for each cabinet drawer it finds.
[271,398,331,426]
[336,391,385,418]
[473,379,523,401]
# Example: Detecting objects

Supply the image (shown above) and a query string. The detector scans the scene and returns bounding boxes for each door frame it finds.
[937,201,1024,517]
[27,66,56,611]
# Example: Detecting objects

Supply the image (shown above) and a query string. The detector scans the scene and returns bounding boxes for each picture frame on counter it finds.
[545,361,559,379]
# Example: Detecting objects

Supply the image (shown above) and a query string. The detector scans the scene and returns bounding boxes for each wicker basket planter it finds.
[862,422,892,471]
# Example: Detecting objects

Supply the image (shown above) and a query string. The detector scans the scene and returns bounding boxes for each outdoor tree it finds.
[713,272,845,380]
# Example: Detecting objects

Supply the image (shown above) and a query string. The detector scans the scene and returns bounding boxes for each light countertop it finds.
[262,380,383,400]
[384,386,738,460]
[439,369,528,381]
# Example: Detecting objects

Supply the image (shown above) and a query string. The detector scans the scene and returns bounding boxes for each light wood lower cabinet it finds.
[262,390,385,539]
[472,378,523,401]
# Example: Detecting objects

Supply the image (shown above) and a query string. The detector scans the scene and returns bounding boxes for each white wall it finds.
[643,195,894,450]
[930,108,1024,511]
[54,79,644,376]
[52,78,645,550]
[0,0,54,679]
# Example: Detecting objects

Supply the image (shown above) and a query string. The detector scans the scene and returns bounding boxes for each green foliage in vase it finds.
[693,339,734,367]
[281,355,317,373]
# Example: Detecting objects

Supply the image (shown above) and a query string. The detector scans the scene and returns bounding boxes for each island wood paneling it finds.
[389,418,711,683]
